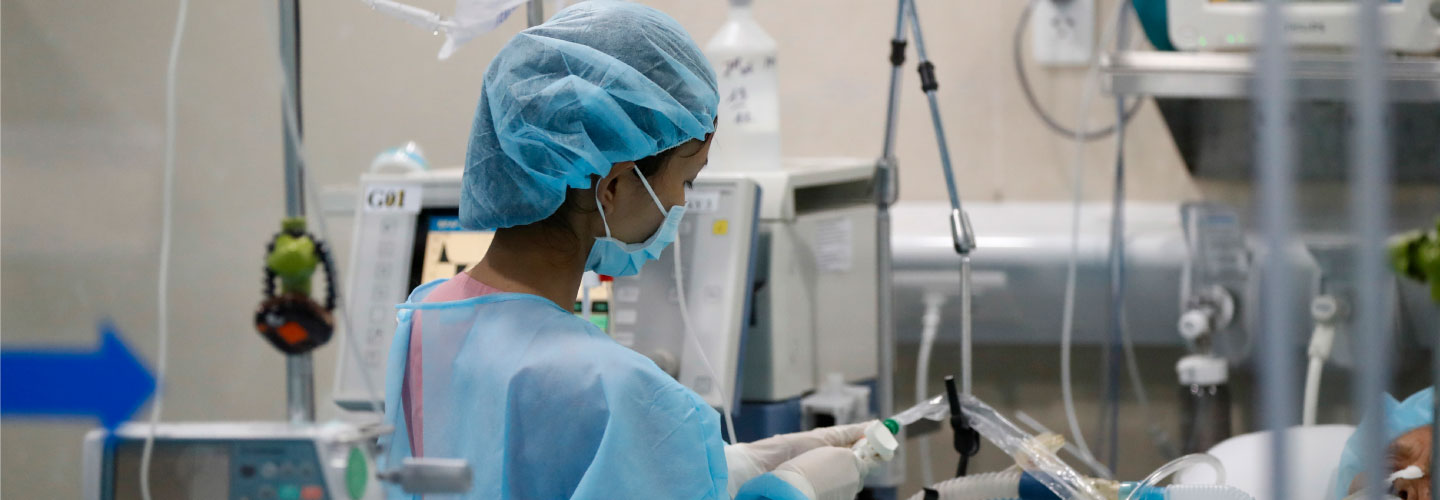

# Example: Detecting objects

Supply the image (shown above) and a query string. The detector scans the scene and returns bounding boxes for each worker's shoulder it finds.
[521,307,670,378]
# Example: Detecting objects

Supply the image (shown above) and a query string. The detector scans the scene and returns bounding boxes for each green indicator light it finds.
[1226,35,1236,44]
[1198,36,1208,47]
[1237,34,1246,43]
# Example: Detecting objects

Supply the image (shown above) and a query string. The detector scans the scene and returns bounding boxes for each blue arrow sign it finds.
[1,324,156,430]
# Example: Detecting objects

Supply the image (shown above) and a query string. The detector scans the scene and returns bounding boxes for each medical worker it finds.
[380,2,876,499]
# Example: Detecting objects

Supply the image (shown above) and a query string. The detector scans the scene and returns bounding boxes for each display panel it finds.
[1208,0,1401,3]
[408,209,608,329]
[409,210,494,290]
[110,442,229,499]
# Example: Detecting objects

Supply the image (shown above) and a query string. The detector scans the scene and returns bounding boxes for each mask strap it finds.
[593,183,613,239]
[632,168,668,213]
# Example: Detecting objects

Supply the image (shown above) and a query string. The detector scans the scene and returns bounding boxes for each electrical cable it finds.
[1013,0,1142,142]
[139,0,189,497]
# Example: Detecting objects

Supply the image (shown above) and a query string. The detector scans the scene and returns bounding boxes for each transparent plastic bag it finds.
[893,394,1108,500]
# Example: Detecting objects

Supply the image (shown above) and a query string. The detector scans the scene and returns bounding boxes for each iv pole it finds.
[278,0,315,424]
[878,0,979,485]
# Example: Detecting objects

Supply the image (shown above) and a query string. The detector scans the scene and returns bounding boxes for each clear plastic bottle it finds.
[705,0,782,172]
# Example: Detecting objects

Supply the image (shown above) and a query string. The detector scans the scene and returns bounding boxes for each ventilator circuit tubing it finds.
[903,471,1024,500]
[1121,454,1226,500]
[672,236,738,445]
[892,393,1108,500]
[139,0,190,498]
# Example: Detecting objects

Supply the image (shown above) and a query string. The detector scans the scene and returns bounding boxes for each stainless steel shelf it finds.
[1102,51,1440,102]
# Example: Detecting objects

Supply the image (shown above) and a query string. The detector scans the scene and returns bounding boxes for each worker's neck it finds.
[470,227,588,310]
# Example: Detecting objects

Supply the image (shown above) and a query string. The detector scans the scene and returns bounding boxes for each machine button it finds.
[240,465,257,478]
[301,485,325,500]
[298,463,317,478]
[278,484,301,500]
[281,462,298,477]
[260,462,279,479]
[257,485,278,499]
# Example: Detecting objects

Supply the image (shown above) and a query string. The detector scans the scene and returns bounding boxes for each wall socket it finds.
[1031,0,1095,67]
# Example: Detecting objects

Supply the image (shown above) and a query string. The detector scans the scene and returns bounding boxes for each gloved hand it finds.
[769,447,864,500]
[725,422,873,494]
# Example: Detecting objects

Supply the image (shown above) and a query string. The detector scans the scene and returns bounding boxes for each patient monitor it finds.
[1167,0,1440,53]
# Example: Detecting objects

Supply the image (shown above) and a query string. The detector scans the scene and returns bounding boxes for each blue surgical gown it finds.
[381,279,808,500]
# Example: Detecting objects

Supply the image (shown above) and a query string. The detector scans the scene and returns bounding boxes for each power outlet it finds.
[1031,0,1095,67]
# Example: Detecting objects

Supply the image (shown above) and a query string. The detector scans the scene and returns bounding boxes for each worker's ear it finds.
[596,162,636,213]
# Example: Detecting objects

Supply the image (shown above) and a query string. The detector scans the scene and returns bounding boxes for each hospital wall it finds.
[6,0,1217,497]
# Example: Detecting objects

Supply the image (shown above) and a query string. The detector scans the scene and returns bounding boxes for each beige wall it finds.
[2,0,1197,497]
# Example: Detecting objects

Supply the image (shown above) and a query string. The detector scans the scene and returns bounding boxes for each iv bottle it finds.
[1177,354,1232,453]
[705,0,782,172]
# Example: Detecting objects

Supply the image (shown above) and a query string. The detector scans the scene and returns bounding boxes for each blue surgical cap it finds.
[1332,387,1434,499]
[460,0,719,231]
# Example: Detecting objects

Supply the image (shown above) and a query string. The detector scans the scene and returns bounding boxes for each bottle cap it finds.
[1177,354,1229,386]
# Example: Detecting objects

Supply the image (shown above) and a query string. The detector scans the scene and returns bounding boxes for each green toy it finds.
[1389,217,1440,303]
[267,217,321,296]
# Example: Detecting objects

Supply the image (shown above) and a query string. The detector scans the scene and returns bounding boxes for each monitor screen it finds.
[407,209,608,329]
[408,209,494,290]
[110,441,230,499]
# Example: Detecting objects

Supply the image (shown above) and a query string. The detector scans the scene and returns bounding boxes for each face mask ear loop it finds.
[594,180,613,239]
[632,167,668,214]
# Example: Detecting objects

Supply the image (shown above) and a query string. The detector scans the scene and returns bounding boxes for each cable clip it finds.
[945,375,981,477]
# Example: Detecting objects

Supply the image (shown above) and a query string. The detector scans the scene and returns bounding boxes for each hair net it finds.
[460,0,719,231]
[1332,387,1434,499]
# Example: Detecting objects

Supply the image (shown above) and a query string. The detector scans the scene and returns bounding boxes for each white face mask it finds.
[364,0,579,60]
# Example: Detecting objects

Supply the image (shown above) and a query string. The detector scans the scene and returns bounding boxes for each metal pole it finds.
[904,0,976,403]
[527,0,543,27]
[880,0,909,161]
[1351,0,1391,497]
[1256,0,1297,496]
[872,0,909,489]
[279,0,315,424]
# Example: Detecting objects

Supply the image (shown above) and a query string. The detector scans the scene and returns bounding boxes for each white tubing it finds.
[1058,0,1137,473]
[1123,453,1227,500]
[140,0,189,498]
[916,293,947,489]
[904,471,1022,500]
[672,236,737,445]
[1302,356,1324,426]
